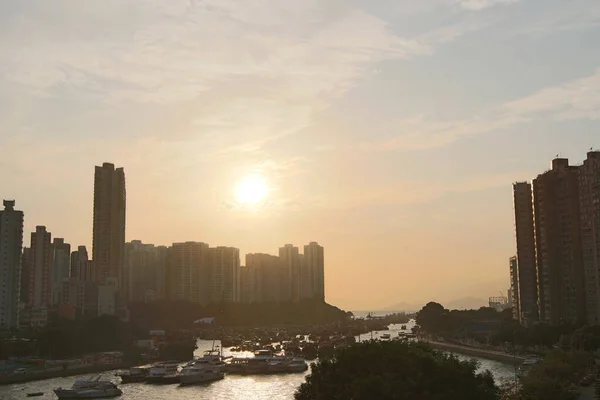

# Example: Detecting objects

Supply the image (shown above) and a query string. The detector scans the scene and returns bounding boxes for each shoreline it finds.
[424,340,527,365]
[0,362,129,386]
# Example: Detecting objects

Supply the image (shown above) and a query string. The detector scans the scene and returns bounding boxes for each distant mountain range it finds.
[382,297,488,313]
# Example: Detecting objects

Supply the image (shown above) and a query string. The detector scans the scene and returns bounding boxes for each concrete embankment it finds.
[0,362,129,386]
[424,340,527,365]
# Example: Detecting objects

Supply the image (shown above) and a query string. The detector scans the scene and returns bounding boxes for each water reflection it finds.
[0,325,514,400]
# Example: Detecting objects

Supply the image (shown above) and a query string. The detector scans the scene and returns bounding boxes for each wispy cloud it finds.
[0,0,504,157]
[362,68,600,151]
[458,0,522,11]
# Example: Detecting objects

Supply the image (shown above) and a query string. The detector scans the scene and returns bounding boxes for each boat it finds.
[146,362,180,384]
[53,377,122,399]
[186,349,227,371]
[380,333,391,340]
[26,393,44,397]
[178,367,224,385]
[116,364,152,383]
[226,350,308,375]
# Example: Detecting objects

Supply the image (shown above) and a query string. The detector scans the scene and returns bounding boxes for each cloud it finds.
[458,0,522,11]
[362,68,600,151]
[0,0,500,158]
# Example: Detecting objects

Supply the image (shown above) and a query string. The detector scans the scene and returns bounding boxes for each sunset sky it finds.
[1,0,600,310]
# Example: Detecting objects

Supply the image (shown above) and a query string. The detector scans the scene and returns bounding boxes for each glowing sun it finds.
[236,174,268,205]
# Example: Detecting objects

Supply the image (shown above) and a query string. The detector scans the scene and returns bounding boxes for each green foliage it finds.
[518,350,591,400]
[295,340,499,400]
[35,315,132,359]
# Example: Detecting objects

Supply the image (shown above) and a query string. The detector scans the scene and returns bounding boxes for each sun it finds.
[236,174,268,205]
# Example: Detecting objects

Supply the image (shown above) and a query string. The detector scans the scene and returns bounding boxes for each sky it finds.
[1,0,600,311]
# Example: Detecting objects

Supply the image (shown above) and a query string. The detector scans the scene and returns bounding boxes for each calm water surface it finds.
[0,322,514,399]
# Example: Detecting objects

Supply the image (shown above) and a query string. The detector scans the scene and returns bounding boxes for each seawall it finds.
[424,340,527,365]
[0,362,129,386]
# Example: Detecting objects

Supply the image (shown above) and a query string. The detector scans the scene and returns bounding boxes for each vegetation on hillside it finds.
[295,340,499,400]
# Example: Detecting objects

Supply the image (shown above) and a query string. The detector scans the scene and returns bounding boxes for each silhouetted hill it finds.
[129,300,349,330]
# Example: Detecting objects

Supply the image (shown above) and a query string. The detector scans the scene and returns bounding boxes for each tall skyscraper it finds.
[0,200,24,330]
[279,244,300,302]
[305,242,325,301]
[513,182,538,325]
[210,247,240,304]
[51,238,71,305]
[169,242,210,304]
[92,162,126,286]
[509,256,520,321]
[28,226,53,307]
[579,151,600,324]
[533,158,585,325]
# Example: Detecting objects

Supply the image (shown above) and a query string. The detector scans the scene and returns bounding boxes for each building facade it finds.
[125,240,159,303]
[51,238,71,305]
[0,200,24,330]
[169,242,210,304]
[279,244,300,302]
[209,247,240,304]
[509,256,520,320]
[533,158,585,325]
[513,182,538,325]
[92,163,126,286]
[28,226,53,308]
[304,242,325,301]
[579,151,600,324]
[244,253,285,303]
[71,246,94,281]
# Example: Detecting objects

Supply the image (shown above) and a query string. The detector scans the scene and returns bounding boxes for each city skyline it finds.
[1,1,600,310]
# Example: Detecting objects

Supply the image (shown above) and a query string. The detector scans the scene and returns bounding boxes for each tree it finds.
[416,302,447,334]
[518,350,591,400]
[295,340,499,400]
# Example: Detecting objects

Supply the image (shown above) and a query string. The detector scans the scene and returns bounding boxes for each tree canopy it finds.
[295,340,499,400]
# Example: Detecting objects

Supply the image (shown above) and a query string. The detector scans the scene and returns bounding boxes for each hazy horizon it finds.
[1,0,600,310]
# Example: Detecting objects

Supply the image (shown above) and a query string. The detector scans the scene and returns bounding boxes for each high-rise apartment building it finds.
[155,246,170,301]
[20,248,31,304]
[28,226,53,307]
[169,242,210,304]
[0,200,24,330]
[244,253,285,303]
[579,151,600,324]
[51,238,71,305]
[209,247,240,304]
[279,244,300,302]
[305,242,325,301]
[513,182,538,325]
[71,246,94,282]
[125,240,161,303]
[509,256,520,320]
[533,158,585,325]
[92,162,126,286]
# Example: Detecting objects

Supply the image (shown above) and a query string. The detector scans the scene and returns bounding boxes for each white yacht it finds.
[54,377,122,399]
[187,349,227,371]
[179,367,224,386]
[146,362,180,384]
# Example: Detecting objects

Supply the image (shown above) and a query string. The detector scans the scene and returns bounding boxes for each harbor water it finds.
[0,323,515,399]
